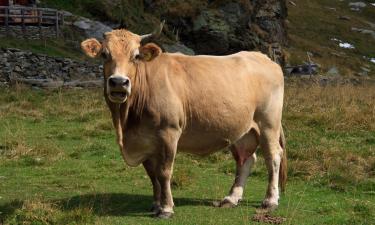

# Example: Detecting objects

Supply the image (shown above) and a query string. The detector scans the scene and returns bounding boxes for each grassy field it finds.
[0,82,374,224]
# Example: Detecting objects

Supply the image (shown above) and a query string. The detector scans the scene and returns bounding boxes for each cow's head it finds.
[81,22,164,103]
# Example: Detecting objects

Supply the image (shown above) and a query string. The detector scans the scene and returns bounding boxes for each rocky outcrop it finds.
[0,48,103,88]
[72,17,112,40]
[143,0,287,63]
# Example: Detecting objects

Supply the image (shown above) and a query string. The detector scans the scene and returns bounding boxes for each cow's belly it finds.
[178,117,254,155]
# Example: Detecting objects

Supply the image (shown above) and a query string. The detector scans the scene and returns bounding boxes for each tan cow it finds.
[81,22,287,218]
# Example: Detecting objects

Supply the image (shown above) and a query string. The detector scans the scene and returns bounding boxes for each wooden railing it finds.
[0,6,64,37]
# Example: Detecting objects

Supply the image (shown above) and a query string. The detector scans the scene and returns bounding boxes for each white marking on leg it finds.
[161,205,174,213]
[264,151,281,206]
[224,154,257,205]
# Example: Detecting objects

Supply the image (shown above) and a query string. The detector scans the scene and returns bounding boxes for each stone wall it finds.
[0,48,103,88]
[0,25,58,39]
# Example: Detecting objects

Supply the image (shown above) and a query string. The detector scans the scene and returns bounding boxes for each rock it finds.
[14,65,22,72]
[358,67,370,76]
[0,48,103,89]
[63,80,103,88]
[338,16,351,20]
[326,67,340,76]
[149,0,287,63]
[162,43,195,55]
[73,17,112,40]
[73,20,91,30]
[349,2,367,8]
[351,27,375,39]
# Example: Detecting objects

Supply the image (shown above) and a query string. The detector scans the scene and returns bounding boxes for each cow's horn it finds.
[140,20,165,41]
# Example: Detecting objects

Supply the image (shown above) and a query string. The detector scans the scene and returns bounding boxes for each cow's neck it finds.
[123,62,150,130]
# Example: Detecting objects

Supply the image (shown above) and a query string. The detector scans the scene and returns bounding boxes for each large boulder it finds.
[73,17,112,40]
[144,0,287,63]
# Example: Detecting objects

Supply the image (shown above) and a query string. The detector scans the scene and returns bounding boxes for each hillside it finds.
[287,0,375,76]
[0,0,374,77]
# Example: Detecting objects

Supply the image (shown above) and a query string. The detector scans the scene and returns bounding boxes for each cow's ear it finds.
[139,43,161,61]
[81,38,102,58]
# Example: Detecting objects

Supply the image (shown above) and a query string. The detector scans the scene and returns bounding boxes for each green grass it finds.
[0,83,374,224]
[0,35,86,61]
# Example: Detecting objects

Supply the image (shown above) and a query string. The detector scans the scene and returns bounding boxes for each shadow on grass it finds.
[0,193,215,220]
[60,193,215,217]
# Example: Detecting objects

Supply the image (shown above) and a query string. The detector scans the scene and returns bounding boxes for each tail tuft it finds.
[279,125,287,192]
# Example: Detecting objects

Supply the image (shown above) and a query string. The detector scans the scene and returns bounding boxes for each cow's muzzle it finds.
[107,75,131,103]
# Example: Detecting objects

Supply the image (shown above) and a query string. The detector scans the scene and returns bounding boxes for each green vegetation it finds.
[39,0,156,34]
[287,0,375,76]
[0,37,84,60]
[0,83,374,224]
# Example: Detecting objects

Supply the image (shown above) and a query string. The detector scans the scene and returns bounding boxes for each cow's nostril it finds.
[123,79,130,86]
[109,78,116,87]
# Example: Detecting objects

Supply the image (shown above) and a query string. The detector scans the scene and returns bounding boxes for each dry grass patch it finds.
[4,199,95,225]
[1,140,65,166]
[0,123,64,165]
[285,83,375,131]
[82,118,113,137]
[46,90,106,122]
[172,167,196,189]
[288,146,375,190]
[285,82,375,190]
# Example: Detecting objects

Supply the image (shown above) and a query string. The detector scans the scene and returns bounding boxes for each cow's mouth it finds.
[108,90,128,103]
[110,91,127,98]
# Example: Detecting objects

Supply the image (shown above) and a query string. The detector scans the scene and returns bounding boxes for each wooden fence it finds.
[0,6,64,37]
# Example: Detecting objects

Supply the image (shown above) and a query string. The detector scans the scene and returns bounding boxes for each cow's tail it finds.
[279,125,287,193]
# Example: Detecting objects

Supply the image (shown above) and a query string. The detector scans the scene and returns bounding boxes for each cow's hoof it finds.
[150,204,161,214]
[213,199,237,208]
[156,211,173,219]
[257,200,278,213]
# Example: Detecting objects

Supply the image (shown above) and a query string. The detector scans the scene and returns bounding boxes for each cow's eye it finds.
[132,49,141,61]
[102,52,108,60]
[102,49,110,60]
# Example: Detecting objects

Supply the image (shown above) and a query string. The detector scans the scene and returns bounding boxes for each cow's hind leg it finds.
[216,130,258,208]
[258,125,283,212]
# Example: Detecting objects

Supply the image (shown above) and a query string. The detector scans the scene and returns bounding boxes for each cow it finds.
[81,22,287,219]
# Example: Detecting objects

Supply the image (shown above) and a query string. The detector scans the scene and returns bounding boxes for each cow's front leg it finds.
[155,128,179,219]
[143,159,161,214]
